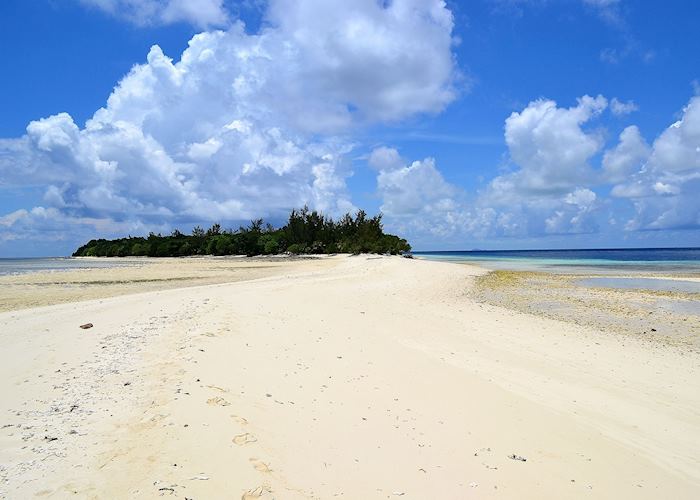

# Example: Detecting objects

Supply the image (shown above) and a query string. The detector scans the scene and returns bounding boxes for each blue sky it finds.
[0,0,699,256]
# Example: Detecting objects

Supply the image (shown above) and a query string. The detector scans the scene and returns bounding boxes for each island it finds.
[73,207,411,257]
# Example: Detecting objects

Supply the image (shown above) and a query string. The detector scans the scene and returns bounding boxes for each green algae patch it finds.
[475,270,531,290]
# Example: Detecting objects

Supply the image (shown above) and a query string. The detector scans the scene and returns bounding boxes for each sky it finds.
[0,0,699,256]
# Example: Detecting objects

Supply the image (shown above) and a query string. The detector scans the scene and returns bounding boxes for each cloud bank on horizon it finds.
[0,0,698,254]
[375,94,700,242]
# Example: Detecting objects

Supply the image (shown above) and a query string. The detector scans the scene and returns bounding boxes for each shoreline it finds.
[0,256,324,313]
[467,267,700,350]
[412,255,700,349]
[1,256,699,498]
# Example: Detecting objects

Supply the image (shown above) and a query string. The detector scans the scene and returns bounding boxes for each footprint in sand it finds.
[250,458,272,473]
[231,415,248,425]
[242,485,274,500]
[207,396,230,406]
[233,433,257,445]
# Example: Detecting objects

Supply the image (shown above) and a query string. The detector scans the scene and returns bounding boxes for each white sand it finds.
[1,256,698,499]
[0,256,311,313]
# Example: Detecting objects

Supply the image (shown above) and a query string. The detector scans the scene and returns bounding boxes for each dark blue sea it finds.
[414,248,700,274]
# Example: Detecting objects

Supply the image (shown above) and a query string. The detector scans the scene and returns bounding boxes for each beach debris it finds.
[207,384,228,393]
[44,435,58,442]
[393,492,405,496]
[158,486,175,494]
[469,482,479,488]
[189,474,209,480]
[79,323,94,330]
[508,454,527,462]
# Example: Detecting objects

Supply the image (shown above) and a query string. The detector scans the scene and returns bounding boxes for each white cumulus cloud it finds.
[611,96,700,230]
[370,91,700,245]
[371,96,612,243]
[460,95,608,237]
[371,147,474,241]
[610,97,639,116]
[0,0,458,248]
[79,0,230,28]
[503,95,607,194]
[602,125,650,183]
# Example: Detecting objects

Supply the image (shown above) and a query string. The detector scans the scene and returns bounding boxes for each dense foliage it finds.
[73,207,411,257]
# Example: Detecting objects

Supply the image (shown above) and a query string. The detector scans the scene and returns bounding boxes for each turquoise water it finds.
[0,257,136,276]
[415,248,700,274]
[579,277,700,294]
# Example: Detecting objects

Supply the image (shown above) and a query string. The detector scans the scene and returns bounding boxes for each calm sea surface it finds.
[414,248,700,274]
[4,249,700,288]
[0,258,136,276]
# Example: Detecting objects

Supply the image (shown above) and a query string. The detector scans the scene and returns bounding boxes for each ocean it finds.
[0,257,137,277]
[414,247,700,274]
[3,248,700,279]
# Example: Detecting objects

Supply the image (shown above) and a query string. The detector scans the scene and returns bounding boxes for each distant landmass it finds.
[73,207,411,257]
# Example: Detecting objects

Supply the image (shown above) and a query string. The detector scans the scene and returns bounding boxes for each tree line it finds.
[73,207,411,257]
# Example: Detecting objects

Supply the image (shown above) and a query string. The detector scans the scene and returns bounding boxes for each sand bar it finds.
[1,256,698,499]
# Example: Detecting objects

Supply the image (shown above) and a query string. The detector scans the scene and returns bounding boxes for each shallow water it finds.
[416,248,700,274]
[578,277,700,294]
[654,299,700,316]
[0,258,137,277]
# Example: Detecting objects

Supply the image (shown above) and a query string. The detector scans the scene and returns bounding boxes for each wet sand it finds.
[471,269,700,349]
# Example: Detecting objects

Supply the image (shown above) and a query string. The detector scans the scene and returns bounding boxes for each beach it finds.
[0,257,315,313]
[470,269,700,349]
[1,255,699,499]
